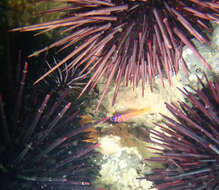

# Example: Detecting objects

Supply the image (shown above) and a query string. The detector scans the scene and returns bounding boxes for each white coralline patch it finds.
[183,48,193,56]
[180,24,219,85]
[181,38,213,84]
[211,24,219,76]
[98,135,122,155]
[211,23,219,50]
[96,144,155,190]
[211,56,219,75]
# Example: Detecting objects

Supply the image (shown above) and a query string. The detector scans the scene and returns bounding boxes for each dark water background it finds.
[0,0,59,97]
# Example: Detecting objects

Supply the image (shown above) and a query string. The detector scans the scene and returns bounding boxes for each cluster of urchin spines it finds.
[6,1,219,189]
[145,74,219,189]
[12,0,219,111]
[0,59,101,190]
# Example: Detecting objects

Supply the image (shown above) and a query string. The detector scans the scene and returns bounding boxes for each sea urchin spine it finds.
[0,61,102,190]
[145,74,219,189]
[12,0,219,111]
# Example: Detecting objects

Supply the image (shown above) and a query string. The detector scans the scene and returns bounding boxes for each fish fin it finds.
[141,106,150,112]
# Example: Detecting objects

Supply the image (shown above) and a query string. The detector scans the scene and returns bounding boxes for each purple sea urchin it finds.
[0,61,102,190]
[144,74,219,189]
[12,0,219,111]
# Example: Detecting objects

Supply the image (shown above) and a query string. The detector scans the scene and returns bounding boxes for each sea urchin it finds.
[144,74,219,189]
[12,0,219,111]
[0,61,102,190]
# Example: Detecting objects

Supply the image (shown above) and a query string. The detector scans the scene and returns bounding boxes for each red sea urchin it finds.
[12,0,219,111]
[0,61,103,190]
[144,74,219,190]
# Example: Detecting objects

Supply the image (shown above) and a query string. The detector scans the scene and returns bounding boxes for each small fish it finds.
[109,107,150,122]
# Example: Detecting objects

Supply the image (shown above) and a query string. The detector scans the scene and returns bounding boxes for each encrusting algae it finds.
[79,106,150,143]
[79,115,100,144]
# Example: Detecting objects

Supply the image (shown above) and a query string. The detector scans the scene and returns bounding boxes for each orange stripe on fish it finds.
[109,107,150,122]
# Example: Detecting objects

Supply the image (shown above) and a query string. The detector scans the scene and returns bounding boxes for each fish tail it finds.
[128,106,150,117]
[141,106,150,113]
